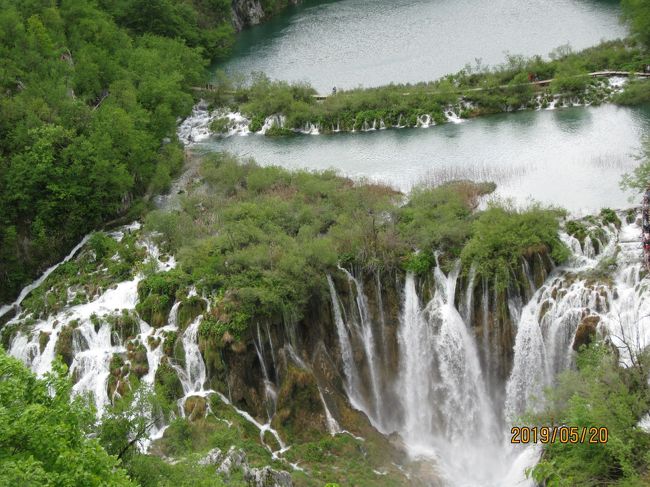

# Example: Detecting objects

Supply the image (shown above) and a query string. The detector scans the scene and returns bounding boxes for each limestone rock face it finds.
[244,465,293,487]
[217,446,247,476]
[198,446,292,486]
[231,0,301,31]
[198,447,223,466]
[573,315,600,351]
[232,0,264,30]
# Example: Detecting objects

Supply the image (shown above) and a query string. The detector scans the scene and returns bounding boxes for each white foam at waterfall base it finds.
[444,110,464,124]
[177,104,251,144]
[396,267,535,487]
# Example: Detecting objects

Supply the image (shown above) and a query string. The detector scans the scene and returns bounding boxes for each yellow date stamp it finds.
[510,426,608,444]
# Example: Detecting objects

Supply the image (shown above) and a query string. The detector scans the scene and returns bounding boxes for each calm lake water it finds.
[221,0,626,93]
[205,0,645,213]
[198,104,650,214]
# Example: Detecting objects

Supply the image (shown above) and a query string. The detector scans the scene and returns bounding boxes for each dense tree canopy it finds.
[0,0,209,303]
[0,348,136,486]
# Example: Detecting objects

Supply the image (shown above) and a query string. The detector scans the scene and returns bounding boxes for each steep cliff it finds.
[232,0,302,31]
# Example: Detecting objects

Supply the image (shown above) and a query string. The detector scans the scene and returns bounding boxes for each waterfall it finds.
[326,275,364,411]
[254,322,277,420]
[397,266,527,485]
[0,234,91,320]
[399,265,496,442]
[374,272,389,372]
[505,217,648,419]
[213,391,287,457]
[173,316,209,400]
[337,267,384,428]
[318,389,342,435]
[504,294,550,420]
[264,322,278,382]
[69,320,118,413]
[397,273,433,442]
[7,230,173,416]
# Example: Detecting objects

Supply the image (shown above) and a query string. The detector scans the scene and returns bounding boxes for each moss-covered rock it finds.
[600,208,621,229]
[155,358,184,402]
[136,270,189,327]
[38,331,50,353]
[271,365,326,443]
[178,296,207,331]
[108,310,140,345]
[54,325,75,367]
[126,339,149,378]
[107,353,131,398]
[136,294,174,328]
[573,315,600,351]
[184,395,207,421]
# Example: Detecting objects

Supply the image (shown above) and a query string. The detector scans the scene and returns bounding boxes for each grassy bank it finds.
[203,39,650,136]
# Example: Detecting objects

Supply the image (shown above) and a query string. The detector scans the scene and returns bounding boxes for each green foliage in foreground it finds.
[145,153,567,341]
[613,79,650,105]
[530,344,650,486]
[0,348,135,487]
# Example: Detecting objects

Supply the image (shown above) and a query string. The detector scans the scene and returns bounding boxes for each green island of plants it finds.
[204,37,650,136]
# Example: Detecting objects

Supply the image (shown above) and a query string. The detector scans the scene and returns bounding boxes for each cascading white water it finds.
[338,267,384,429]
[178,316,207,395]
[324,223,642,485]
[396,265,529,486]
[0,234,91,320]
[7,229,175,416]
[326,275,365,411]
[70,320,119,413]
[254,322,278,420]
[505,220,629,420]
[318,389,342,436]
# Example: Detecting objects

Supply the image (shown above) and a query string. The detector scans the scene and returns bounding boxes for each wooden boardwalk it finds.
[191,71,650,99]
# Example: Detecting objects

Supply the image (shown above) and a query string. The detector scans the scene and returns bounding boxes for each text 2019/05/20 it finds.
[511,426,609,444]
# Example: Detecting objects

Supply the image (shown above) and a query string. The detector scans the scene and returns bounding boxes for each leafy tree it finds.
[0,0,207,304]
[530,343,650,486]
[0,348,136,486]
[99,386,167,463]
[460,203,569,289]
[622,0,650,49]
[622,136,650,192]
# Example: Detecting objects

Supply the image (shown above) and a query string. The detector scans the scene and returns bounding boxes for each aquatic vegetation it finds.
[202,40,649,137]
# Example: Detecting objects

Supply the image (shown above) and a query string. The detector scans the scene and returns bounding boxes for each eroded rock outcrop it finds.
[232,0,301,31]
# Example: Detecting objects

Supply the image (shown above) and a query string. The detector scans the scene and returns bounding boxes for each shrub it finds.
[461,205,569,289]
[529,343,650,485]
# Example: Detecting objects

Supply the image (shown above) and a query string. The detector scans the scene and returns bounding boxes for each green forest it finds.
[0,0,244,303]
